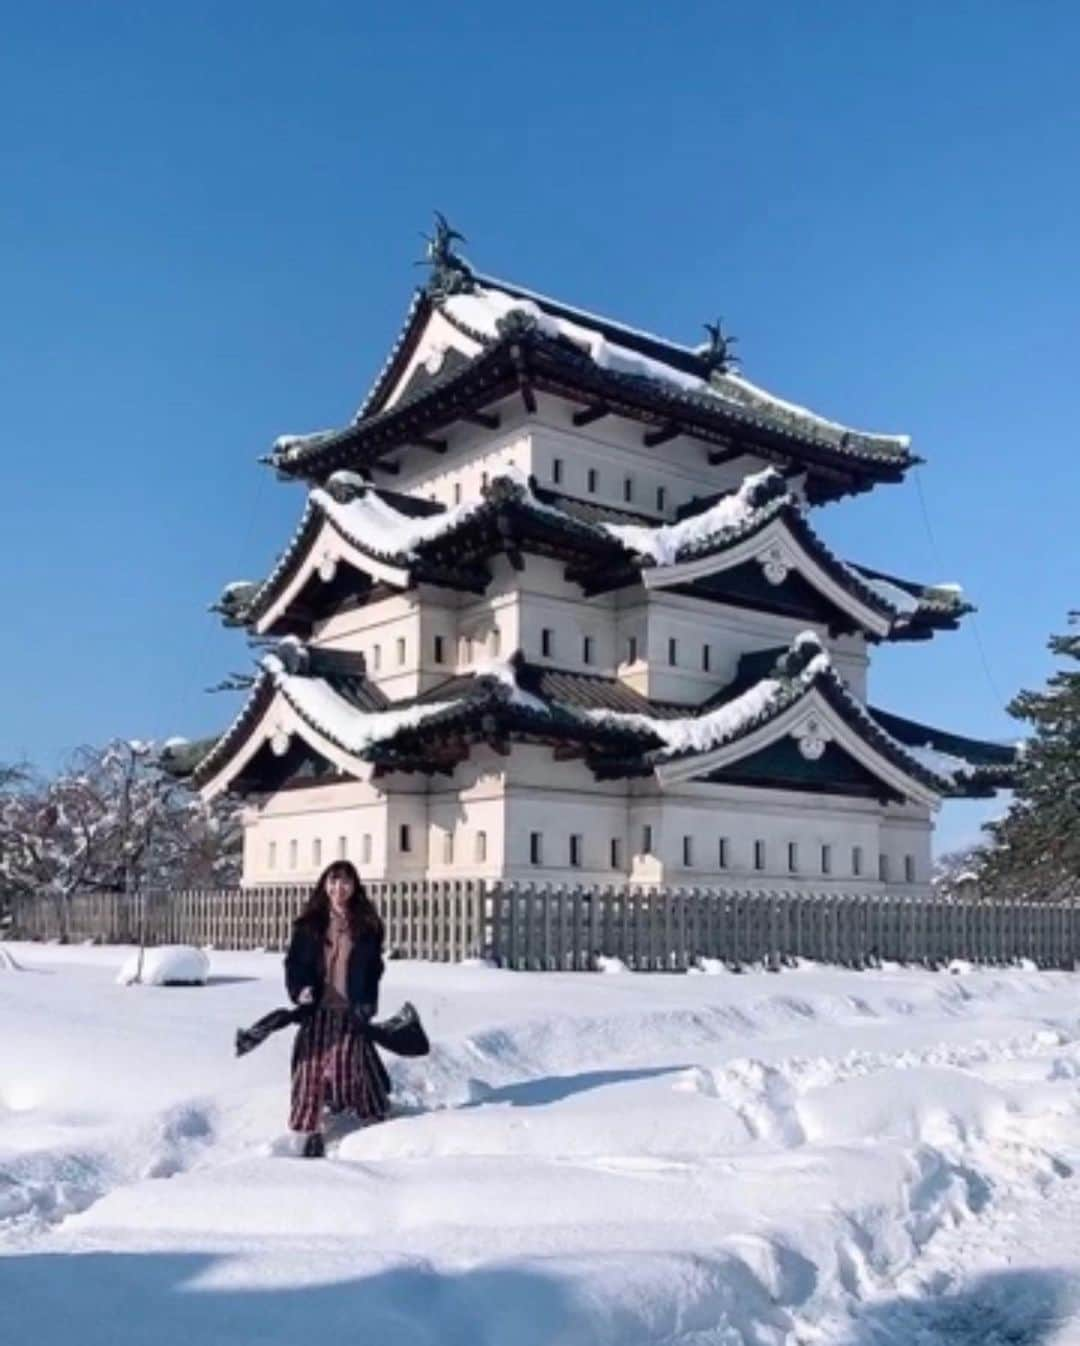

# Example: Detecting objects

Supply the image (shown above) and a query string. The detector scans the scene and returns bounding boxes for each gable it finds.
[699,736,904,801]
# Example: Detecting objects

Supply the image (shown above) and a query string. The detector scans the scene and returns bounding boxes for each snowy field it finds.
[3,945,1080,1344]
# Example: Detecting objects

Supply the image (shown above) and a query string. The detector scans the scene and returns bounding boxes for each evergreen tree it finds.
[980,613,1080,901]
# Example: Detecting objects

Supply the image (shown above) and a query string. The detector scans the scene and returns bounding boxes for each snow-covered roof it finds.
[600,468,786,565]
[266,264,918,503]
[191,631,1013,804]
[441,280,912,457]
[220,465,968,646]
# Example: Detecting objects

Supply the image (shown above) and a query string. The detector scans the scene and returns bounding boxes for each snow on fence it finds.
[8,883,1080,971]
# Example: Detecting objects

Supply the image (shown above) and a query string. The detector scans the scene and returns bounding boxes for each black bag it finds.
[364,1001,430,1058]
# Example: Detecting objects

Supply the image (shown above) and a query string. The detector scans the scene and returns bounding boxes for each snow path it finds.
[3,945,1080,1344]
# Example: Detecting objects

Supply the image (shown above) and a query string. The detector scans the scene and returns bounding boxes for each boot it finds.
[301,1132,325,1159]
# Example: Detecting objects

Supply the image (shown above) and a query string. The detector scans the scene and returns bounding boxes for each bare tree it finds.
[0,742,241,942]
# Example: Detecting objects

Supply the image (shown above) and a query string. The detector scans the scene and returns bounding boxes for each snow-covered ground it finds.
[3,944,1080,1345]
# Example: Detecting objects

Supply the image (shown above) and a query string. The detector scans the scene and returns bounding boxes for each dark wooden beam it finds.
[414,437,448,453]
[572,404,610,427]
[643,424,679,448]
[519,381,537,415]
[370,459,400,475]
[463,410,500,430]
[707,439,742,466]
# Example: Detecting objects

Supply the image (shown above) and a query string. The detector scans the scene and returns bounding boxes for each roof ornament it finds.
[773,631,826,681]
[494,308,539,339]
[419,211,474,298]
[698,318,739,376]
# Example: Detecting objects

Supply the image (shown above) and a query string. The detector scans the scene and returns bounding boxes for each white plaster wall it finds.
[241,779,390,884]
[529,411,768,520]
[394,423,533,508]
[634,781,889,889]
[313,594,425,699]
[240,753,933,894]
[879,803,934,888]
[426,758,507,880]
[636,593,868,704]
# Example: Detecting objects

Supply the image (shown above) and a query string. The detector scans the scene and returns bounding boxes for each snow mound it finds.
[689,956,730,975]
[116,946,210,987]
[593,955,629,974]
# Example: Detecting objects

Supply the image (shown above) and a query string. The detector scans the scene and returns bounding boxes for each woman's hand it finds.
[297,986,315,1005]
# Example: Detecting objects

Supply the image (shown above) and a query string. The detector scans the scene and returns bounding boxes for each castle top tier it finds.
[267,215,918,507]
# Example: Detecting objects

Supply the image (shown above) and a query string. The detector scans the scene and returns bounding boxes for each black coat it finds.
[284,918,384,1017]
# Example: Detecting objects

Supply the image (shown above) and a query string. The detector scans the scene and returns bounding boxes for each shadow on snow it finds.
[837,1268,1077,1346]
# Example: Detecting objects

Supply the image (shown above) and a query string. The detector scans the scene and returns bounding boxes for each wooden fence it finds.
[8,883,1080,971]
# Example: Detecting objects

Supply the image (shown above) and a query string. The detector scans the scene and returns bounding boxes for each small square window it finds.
[668,637,678,666]
[702,644,711,672]
[642,824,654,855]
[627,635,638,663]
[443,829,454,864]
[399,824,412,854]
[268,841,277,870]
[541,628,554,658]
[682,835,694,867]
[904,854,916,883]
[361,834,372,864]
[491,627,502,657]
[396,636,406,665]
[879,853,890,882]
[821,844,832,876]
[582,635,593,665]
[288,839,298,870]
[852,845,863,877]
[530,831,543,865]
[587,467,598,494]
[337,836,347,860]
[453,482,463,505]
[312,838,322,867]
[434,634,446,664]
[754,840,766,871]
[718,837,729,869]
[552,458,563,485]
[610,837,622,869]
[569,834,583,867]
[788,842,799,873]
[372,644,382,672]
[475,830,488,863]
[656,486,666,512]
[623,475,634,503]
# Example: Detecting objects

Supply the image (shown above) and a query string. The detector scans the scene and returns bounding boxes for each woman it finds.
[284,860,390,1157]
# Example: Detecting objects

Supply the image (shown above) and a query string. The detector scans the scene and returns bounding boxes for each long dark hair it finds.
[297,860,384,940]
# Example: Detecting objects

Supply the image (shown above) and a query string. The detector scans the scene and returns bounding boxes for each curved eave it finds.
[636,503,899,638]
[868,705,1019,796]
[193,675,398,800]
[191,675,279,794]
[270,332,916,499]
[245,510,412,637]
[244,486,632,633]
[355,289,432,420]
[654,670,947,807]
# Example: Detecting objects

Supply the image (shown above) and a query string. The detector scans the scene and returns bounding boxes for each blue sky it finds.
[2,2,1076,853]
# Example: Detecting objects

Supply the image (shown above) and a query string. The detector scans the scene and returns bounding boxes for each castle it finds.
[177,218,1015,891]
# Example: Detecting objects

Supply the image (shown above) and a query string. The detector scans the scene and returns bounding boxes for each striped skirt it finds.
[289,1008,390,1133]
